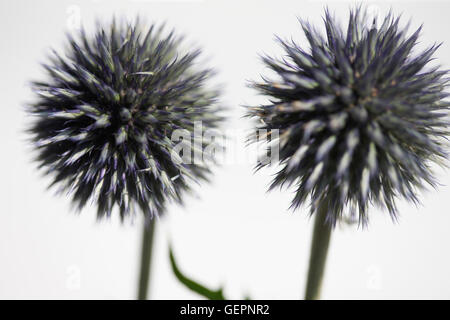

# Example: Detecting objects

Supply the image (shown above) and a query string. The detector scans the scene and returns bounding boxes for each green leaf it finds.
[169,246,225,300]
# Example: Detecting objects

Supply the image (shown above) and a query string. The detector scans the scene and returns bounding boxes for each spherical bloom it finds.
[28,19,222,219]
[248,8,449,225]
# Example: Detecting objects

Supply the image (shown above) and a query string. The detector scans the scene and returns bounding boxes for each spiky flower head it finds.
[248,8,449,225]
[28,19,221,219]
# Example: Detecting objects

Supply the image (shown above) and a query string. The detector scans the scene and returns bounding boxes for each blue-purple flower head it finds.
[248,8,450,225]
[28,19,222,219]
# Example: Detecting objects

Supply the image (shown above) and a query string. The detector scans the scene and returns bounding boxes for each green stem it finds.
[137,218,156,300]
[304,199,332,300]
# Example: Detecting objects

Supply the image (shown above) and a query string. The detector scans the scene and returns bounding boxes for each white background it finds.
[1,0,450,299]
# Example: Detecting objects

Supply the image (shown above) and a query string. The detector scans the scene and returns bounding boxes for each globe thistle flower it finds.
[248,8,450,226]
[28,19,222,220]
